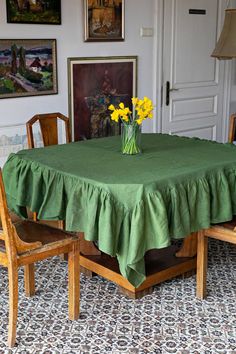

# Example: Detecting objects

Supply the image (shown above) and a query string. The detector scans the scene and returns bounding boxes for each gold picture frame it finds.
[84,0,125,42]
[68,56,137,141]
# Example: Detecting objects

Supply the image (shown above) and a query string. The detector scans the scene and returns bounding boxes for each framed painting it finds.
[0,124,28,166]
[6,0,61,25]
[68,56,137,141]
[0,39,57,99]
[84,0,124,41]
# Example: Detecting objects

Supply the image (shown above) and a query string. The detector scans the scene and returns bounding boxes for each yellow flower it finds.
[124,107,132,115]
[111,110,119,122]
[132,97,139,106]
[136,118,143,125]
[122,115,129,122]
[108,104,115,111]
[108,97,154,125]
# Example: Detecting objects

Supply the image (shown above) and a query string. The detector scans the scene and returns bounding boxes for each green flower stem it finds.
[122,123,141,155]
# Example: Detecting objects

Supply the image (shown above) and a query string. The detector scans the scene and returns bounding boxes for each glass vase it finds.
[121,123,141,155]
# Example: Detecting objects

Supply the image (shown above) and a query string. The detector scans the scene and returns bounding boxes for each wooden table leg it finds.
[79,232,197,298]
[79,232,101,255]
[79,232,101,277]
[80,244,197,299]
[175,232,198,258]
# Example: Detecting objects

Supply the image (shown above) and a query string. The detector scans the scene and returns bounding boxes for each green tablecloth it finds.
[3,134,236,287]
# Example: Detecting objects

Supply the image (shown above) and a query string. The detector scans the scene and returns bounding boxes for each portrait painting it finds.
[68,56,137,141]
[0,39,57,99]
[84,0,124,41]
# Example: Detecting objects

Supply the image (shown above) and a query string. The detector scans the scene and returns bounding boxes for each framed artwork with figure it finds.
[67,56,137,141]
[84,0,124,41]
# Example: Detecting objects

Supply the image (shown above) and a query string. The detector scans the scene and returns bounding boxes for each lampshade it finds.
[212,9,236,59]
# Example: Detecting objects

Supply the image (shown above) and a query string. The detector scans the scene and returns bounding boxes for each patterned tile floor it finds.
[0,239,235,354]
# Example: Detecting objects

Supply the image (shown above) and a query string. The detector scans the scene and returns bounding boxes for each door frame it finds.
[152,0,232,142]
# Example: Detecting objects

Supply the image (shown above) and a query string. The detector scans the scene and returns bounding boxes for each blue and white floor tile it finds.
[0,239,235,354]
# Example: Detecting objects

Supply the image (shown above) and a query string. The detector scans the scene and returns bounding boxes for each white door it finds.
[161,0,228,141]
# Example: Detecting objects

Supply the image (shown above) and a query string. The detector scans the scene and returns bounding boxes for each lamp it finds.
[211,9,236,59]
[212,7,236,143]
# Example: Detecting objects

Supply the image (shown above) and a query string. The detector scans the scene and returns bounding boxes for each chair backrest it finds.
[0,169,42,260]
[26,112,71,148]
[228,113,236,143]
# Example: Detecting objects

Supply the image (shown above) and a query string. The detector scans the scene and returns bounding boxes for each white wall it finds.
[230,60,236,114]
[0,0,155,129]
[229,0,236,115]
[1,0,236,160]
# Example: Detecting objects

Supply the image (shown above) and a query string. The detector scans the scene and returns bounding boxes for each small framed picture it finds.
[0,124,28,166]
[84,0,124,42]
[67,56,137,141]
[0,39,57,99]
[6,0,61,25]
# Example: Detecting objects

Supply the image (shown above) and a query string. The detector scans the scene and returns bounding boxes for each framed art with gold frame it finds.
[84,0,124,42]
[68,56,137,141]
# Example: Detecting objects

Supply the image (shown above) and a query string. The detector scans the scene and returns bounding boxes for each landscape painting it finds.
[0,39,57,99]
[6,0,61,24]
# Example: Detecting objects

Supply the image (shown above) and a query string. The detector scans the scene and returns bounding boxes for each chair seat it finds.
[0,220,77,254]
[15,220,76,245]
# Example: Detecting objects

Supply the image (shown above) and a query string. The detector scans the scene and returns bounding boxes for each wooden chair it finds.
[196,222,236,299]
[26,112,71,227]
[197,115,236,297]
[26,112,71,148]
[0,169,80,347]
[228,113,236,143]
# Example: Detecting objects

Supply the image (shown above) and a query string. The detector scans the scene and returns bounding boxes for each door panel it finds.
[175,125,216,139]
[174,0,217,86]
[162,0,225,141]
[172,95,217,121]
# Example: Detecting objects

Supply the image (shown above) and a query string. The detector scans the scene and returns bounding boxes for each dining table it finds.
[3,133,236,298]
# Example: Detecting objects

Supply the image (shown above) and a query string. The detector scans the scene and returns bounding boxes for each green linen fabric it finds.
[3,134,236,287]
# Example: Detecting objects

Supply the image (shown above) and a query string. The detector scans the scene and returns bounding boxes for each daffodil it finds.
[132,97,139,106]
[107,96,154,154]
[108,97,154,125]
[111,110,120,122]
[108,104,115,111]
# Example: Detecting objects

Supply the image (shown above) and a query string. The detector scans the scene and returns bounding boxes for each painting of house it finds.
[0,1,236,353]
[30,57,42,72]
[0,39,57,98]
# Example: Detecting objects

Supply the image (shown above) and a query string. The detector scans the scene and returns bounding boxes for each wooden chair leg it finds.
[196,230,208,299]
[58,221,68,261]
[8,263,18,348]
[24,264,35,297]
[68,242,80,320]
